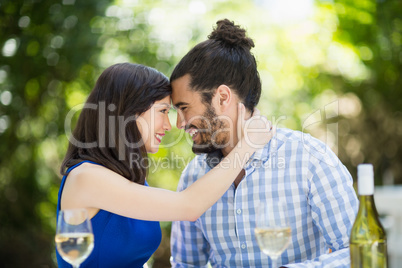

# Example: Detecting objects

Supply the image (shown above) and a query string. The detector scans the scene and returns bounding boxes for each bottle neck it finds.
[358,195,379,219]
[355,194,387,241]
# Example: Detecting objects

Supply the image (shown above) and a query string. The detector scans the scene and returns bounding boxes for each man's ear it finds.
[215,84,232,112]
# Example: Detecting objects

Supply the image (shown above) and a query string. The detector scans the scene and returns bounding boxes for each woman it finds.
[56,63,274,267]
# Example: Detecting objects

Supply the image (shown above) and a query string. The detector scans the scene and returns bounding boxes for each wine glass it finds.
[55,209,94,268]
[254,200,291,268]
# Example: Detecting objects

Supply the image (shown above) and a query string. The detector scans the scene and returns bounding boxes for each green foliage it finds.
[332,0,402,182]
[0,0,110,266]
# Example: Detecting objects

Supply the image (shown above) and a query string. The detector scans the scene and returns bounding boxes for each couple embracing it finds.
[57,19,357,268]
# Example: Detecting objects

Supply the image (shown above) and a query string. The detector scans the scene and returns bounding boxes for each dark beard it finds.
[191,105,229,155]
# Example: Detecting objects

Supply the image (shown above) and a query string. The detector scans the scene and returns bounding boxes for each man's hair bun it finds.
[208,19,254,50]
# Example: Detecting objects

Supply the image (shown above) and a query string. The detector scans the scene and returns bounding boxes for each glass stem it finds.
[271,256,278,268]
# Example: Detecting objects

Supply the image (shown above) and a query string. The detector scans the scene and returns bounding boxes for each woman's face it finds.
[137,96,172,153]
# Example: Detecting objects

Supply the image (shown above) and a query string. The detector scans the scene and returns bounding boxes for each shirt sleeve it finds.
[170,159,211,268]
[285,140,358,267]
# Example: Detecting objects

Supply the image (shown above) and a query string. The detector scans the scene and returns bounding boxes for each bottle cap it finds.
[357,164,374,195]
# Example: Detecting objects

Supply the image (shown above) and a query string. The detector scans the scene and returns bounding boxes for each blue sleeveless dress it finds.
[56,161,162,268]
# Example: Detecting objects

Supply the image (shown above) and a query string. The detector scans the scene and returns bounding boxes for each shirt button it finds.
[241,243,246,249]
[236,209,242,215]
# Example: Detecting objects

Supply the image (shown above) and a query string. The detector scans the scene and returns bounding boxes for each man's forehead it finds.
[171,75,191,93]
[171,75,198,105]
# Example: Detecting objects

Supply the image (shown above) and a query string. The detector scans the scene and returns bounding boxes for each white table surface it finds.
[375,185,402,268]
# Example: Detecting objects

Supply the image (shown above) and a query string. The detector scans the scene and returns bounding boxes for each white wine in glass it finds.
[255,201,291,268]
[55,209,94,268]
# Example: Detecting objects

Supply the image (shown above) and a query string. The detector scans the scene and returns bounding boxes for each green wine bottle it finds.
[350,164,388,268]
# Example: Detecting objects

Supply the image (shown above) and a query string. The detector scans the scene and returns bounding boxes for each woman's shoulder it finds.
[64,162,127,195]
[61,162,131,211]
[68,162,115,179]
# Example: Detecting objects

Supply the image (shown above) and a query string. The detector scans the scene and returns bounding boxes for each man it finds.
[170,19,358,267]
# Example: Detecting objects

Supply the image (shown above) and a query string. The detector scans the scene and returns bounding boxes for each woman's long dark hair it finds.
[61,63,171,185]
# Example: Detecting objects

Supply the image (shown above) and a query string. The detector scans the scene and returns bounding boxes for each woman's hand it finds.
[237,103,275,149]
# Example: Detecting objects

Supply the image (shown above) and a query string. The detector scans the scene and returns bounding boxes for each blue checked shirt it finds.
[170,128,358,268]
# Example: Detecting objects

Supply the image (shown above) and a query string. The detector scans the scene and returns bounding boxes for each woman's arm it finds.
[61,104,275,221]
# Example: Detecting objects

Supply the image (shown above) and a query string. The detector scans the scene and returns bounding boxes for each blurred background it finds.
[1,0,401,267]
